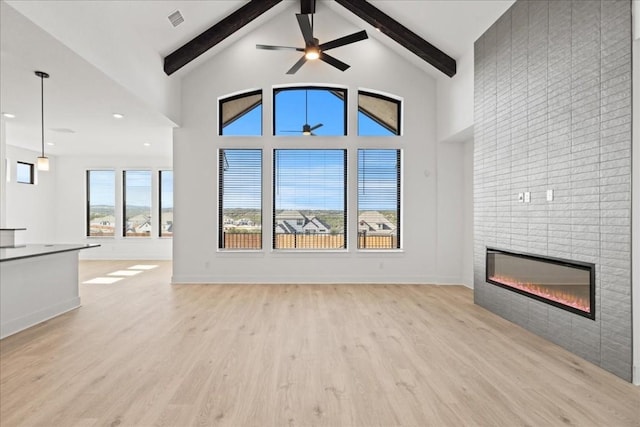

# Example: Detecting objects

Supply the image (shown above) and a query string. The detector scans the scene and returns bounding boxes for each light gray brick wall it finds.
[474,0,632,381]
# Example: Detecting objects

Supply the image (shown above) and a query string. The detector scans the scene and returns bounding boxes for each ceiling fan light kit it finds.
[257,11,368,74]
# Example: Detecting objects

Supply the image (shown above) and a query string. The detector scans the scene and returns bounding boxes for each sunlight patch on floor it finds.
[108,270,142,277]
[128,264,158,270]
[83,277,124,284]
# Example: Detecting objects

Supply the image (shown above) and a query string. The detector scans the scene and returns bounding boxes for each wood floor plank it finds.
[1,260,638,426]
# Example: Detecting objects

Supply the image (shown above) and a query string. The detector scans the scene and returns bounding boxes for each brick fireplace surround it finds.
[473,0,632,381]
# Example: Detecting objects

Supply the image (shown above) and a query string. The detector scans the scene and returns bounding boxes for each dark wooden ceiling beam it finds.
[301,0,315,14]
[334,0,456,77]
[164,0,283,75]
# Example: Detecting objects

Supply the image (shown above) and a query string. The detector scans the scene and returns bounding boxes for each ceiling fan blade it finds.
[310,123,323,131]
[286,55,307,74]
[256,44,304,51]
[296,14,314,45]
[319,30,368,51]
[319,52,350,72]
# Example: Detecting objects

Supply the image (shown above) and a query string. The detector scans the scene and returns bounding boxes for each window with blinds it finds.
[87,170,116,237]
[358,149,401,249]
[123,170,152,237]
[273,149,347,249]
[358,91,401,136]
[219,90,262,136]
[219,149,262,249]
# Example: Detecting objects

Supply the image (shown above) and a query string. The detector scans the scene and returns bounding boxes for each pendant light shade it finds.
[35,71,50,171]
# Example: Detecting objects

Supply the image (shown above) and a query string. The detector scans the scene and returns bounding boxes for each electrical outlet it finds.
[524,192,531,203]
[546,189,554,201]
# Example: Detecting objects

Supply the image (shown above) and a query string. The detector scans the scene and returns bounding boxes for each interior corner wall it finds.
[436,47,475,143]
[173,7,467,285]
[474,0,633,381]
[4,145,57,243]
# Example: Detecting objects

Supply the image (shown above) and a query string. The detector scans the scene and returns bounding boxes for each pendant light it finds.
[35,71,50,171]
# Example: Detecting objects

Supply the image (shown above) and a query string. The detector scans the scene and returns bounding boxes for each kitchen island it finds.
[1,243,99,338]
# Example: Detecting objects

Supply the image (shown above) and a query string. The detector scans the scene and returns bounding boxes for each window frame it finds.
[16,161,34,184]
[357,90,402,136]
[159,170,173,238]
[122,169,153,238]
[357,149,402,250]
[272,148,348,251]
[86,169,116,238]
[272,86,348,137]
[218,149,263,250]
[219,89,263,136]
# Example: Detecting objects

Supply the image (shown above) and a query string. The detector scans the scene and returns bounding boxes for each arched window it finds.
[219,90,262,136]
[358,90,401,136]
[273,87,347,136]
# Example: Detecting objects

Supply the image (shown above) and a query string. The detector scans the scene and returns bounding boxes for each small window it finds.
[358,91,401,136]
[16,162,34,184]
[219,90,262,136]
[274,87,347,136]
[123,170,152,238]
[87,170,116,237]
[159,170,173,237]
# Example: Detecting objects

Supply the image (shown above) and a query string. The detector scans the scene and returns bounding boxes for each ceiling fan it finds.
[280,89,323,136]
[256,12,368,74]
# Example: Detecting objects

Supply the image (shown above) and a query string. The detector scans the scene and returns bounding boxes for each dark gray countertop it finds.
[0,244,100,262]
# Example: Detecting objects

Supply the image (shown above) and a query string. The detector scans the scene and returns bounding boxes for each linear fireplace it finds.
[486,248,595,319]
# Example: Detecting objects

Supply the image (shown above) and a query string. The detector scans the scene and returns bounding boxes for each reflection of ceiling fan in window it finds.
[256,6,368,74]
[280,90,323,136]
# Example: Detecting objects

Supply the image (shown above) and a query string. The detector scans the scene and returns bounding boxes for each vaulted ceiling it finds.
[0,0,514,157]
[164,0,457,77]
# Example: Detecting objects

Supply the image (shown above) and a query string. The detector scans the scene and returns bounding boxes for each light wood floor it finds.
[1,260,638,427]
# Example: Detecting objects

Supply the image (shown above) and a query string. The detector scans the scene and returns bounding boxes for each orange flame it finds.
[489,274,590,313]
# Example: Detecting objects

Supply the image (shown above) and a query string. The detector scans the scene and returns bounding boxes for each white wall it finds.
[436,47,474,144]
[55,155,172,260]
[461,138,474,287]
[4,145,57,243]
[173,8,467,284]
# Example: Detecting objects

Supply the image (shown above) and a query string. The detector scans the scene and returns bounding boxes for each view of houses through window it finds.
[86,169,171,239]
[123,170,152,237]
[217,86,402,250]
[159,170,173,237]
[87,170,116,237]
[358,149,401,249]
[273,149,347,249]
[219,149,262,249]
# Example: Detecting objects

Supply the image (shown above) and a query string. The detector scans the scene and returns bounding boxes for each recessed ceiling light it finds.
[47,142,55,146]
[112,113,124,119]
[143,143,151,147]
[2,112,16,118]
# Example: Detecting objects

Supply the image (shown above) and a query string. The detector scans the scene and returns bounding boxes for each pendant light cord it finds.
[40,73,44,157]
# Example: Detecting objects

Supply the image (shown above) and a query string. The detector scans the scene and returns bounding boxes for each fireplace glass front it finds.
[486,248,595,319]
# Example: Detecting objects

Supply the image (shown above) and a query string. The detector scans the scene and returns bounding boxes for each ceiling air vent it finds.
[168,10,184,28]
